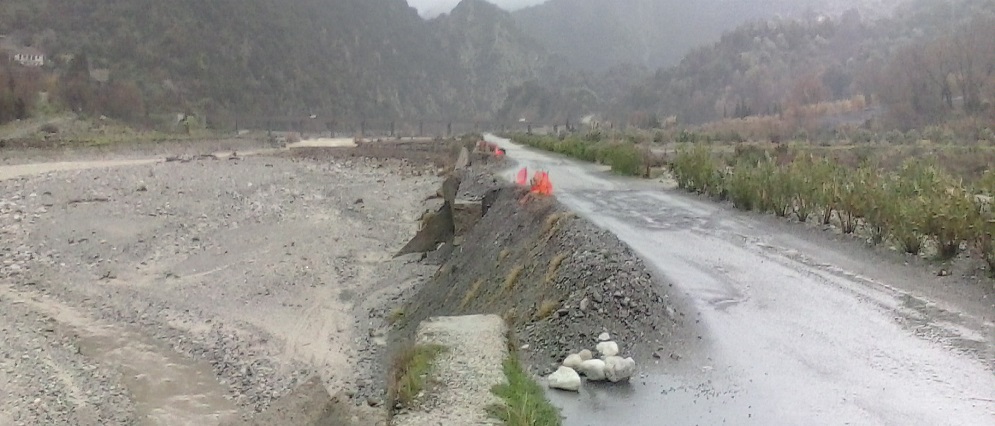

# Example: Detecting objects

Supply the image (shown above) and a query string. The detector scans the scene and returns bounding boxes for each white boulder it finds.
[547,366,581,392]
[604,356,637,383]
[578,359,607,381]
[596,341,619,357]
[562,354,584,370]
[597,332,611,342]
[578,349,593,361]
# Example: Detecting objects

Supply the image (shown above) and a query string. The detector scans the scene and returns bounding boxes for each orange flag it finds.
[531,171,553,195]
[516,167,528,186]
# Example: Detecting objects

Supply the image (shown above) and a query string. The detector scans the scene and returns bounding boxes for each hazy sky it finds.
[408,0,549,17]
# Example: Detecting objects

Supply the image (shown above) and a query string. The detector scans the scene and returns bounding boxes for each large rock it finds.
[596,341,619,358]
[604,356,636,383]
[578,359,607,381]
[547,366,581,392]
[578,349,593,361]
[562,354,583,370]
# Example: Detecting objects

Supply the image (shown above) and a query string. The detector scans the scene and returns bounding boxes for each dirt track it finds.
[0,143,443,425]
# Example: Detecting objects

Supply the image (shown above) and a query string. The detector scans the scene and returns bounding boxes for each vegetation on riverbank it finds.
[487,355,562,426]
[671,142,995,271]
[509,133,654,176]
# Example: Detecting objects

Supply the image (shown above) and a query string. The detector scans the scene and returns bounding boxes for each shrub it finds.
[726,161,760,211]
[672,143,723,195]
[789,155,822,222]
[603,143,645,176]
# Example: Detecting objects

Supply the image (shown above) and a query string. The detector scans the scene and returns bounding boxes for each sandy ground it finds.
[0,145,441,425]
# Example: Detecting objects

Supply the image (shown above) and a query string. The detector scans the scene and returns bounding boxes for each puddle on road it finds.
[76,324,240,426]
[546,373,752,426]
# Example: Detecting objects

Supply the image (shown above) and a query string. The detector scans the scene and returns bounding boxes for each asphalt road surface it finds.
[487,134,995,426]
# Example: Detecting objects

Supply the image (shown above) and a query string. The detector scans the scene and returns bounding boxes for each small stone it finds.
[579,297,590,311]
[366,397,380,407]
[562,354,583,370]
[578,349,593,361]
[597,332,611,342]
[604,356,636,383]
[578,359,607,381]
[591,292,603,303]
[520,344,530,350]
[596,341,619,357]
[547,366,581,392]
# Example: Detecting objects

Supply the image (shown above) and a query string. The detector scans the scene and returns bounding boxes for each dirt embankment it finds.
[393,181,687,377]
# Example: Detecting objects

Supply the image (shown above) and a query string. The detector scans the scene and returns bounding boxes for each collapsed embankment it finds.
[392,177,687,381]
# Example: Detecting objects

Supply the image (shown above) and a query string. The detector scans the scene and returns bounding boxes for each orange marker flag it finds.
[516,167,528,186]
[530,171,553,196]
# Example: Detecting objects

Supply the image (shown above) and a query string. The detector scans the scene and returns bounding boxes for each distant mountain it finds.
[512,0,909,73]
[0,0,565,122]
[615,0,995,128]
[430,0,563,120]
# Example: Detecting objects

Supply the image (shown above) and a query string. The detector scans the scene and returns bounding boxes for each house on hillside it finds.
[10,46,46,67]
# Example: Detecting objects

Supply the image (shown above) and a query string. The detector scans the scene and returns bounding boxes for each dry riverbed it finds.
[0,144,444,425]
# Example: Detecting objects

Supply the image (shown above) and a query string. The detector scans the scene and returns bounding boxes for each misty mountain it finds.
[616,0,995,128]
[429,0,563,120]
[0,0,565,122]
[512,0,909,73]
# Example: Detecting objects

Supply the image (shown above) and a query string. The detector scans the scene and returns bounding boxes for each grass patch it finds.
[388,344,448,410]
[511,133,651,178]
[543,253,569,286]
[502,266,524,294]
[487,356,562,426]
[541,212,574,237]
[387,307,406,325]
[460,278,485,310]
[535,300,559,320]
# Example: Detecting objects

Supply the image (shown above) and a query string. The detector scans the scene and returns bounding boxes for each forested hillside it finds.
[616,0,995,132]
[0,0,565,125]
[512,0,907,73]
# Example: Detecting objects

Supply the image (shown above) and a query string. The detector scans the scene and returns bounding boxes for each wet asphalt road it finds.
[486,135,995,426]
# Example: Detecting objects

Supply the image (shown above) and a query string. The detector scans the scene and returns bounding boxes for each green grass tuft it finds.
[487,356,562,426]
[388,344,448,410]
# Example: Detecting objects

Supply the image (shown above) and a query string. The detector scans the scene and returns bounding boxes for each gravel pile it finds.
[395,181,687,377]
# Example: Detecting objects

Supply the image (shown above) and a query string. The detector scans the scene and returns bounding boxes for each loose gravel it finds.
[0,146,443,425]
